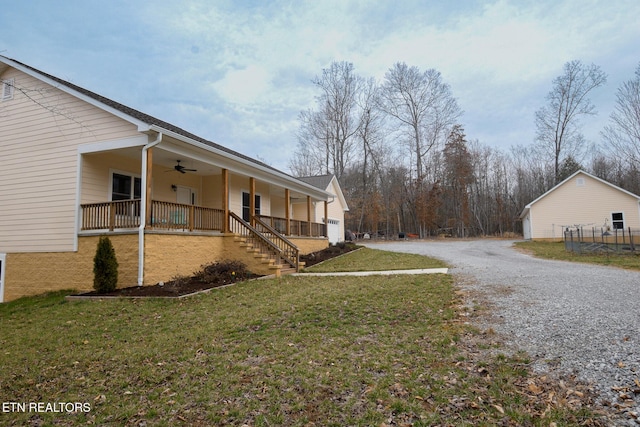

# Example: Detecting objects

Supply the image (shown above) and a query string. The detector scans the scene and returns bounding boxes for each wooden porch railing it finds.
[257,215,326,238]
[81,199,141,231]
[229,212,299,271]
[150,201,224,231]
[80,201,322,246]
[80,200,224,232]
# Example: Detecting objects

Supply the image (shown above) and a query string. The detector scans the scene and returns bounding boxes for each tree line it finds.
[289,60,640,238]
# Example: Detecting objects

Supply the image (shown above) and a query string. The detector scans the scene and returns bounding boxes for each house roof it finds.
[297,174,335,190]
[0,55,330,197]
[298,174,349,211]
[1,56,275,170]
[519,170,640,219]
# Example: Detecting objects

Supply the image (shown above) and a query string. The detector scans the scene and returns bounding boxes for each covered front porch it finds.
[78,131,332,239]
[77,131,333,279]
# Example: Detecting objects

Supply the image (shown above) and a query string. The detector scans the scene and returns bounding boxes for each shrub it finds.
[194,260,250,285]
[93,236,118,293]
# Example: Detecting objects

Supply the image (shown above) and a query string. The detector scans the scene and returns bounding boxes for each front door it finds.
[176,186,196,205]
[0,254,6,303]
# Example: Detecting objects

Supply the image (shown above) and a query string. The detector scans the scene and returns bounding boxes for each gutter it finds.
[138,132,163,286]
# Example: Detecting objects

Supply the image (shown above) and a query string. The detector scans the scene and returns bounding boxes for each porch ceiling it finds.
[99,136,329,201]
[107,146,223,176]
[101,147,321,201]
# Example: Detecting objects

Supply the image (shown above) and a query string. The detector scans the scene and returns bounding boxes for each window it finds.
[111,172,141,216]
[1,78,14,101]
[576,177,585,187]
[111,172,141,201]
[242,192,261,222]
[611,212,624,230]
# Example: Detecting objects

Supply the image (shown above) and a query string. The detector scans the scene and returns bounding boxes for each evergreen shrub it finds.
[93,236,118,293]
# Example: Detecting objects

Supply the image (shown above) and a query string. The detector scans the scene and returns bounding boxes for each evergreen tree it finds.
[93,236,118,293]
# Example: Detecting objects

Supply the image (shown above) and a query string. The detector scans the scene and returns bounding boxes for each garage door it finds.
[327,219,340,244]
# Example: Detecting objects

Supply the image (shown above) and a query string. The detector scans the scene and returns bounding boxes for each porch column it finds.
[250,177,256,226]
[145,147,154,228]
[324,200,329,238]
[307,195,312,237]
[222,168,229,233]
[285,188,291,236]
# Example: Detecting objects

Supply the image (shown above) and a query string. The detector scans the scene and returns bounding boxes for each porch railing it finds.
[80,201,322,241]
[150,201,224,232]
[257,215,326,238]
[80,200,224,232]
[229,212,299,271]
[81,199,141,231]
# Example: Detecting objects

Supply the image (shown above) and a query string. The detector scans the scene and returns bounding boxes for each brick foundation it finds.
[2,233,329,302]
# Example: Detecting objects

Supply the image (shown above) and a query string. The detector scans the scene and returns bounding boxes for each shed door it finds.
[0,254,6,303]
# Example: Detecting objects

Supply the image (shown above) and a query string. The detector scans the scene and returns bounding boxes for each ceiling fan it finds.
[172,160,197,174]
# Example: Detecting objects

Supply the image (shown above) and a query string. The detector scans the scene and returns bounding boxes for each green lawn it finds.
[0,248,605,426]
[515,240,640,271]
[304,246,448,272]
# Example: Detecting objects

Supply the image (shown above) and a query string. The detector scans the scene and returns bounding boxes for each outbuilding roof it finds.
[519,170,640,219]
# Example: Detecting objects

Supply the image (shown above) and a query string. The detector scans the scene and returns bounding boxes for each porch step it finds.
[269,264,297,278]
[232,233,299,274]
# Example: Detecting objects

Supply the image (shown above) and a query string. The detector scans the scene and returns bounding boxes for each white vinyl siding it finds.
[0,68,140,252]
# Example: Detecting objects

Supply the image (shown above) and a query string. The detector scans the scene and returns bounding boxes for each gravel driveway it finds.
[364,239,640,422]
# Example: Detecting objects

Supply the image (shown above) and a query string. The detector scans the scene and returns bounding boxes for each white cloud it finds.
[213,65,271,106]
[3,0,639,170]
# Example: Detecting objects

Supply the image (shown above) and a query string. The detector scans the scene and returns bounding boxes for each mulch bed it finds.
[74,243,360,298]
[75,274,262,298]
[299,243,360,267]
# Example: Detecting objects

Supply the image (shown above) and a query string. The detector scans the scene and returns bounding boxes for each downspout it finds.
[138,132,163,286]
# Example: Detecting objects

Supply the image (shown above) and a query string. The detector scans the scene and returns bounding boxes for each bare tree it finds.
[602,63,640,166]
[289,108,330,176]
[535,60,607,184]
[377,63,461,236]
[355,78,386,234]
[377,62,461,181]
[291,61,364,179]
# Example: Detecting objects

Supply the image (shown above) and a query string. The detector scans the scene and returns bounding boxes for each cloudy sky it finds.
[1,0,638,171]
